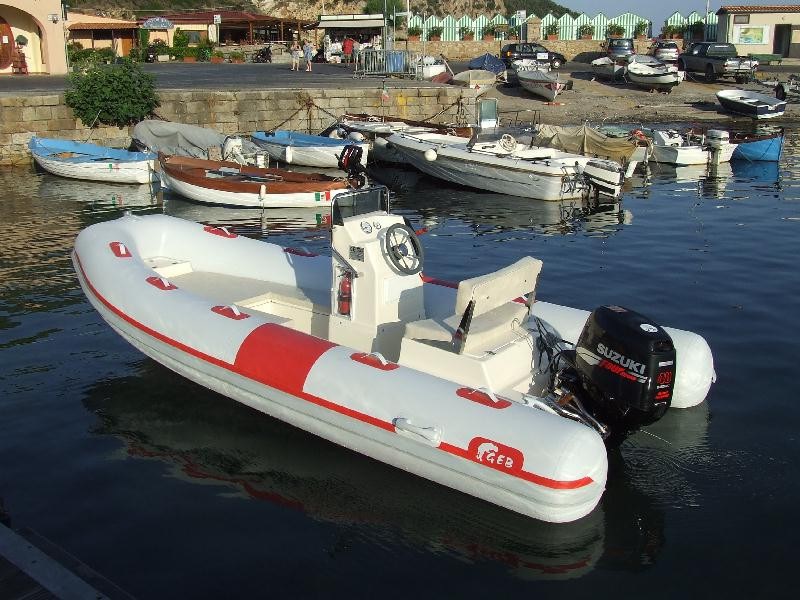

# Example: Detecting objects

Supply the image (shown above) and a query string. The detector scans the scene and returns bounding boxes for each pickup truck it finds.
[677,42,758,82]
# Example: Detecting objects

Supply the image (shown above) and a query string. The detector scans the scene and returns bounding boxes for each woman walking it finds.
[290,40,300,71]
[303,40,314,72]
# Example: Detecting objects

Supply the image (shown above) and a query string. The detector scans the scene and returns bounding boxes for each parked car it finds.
[500,43,566,69]
[677,42,758,82]
[605,38,635,61]
[651,41,680,62]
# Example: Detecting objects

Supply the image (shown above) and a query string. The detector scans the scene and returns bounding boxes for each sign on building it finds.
[142,17,174,30]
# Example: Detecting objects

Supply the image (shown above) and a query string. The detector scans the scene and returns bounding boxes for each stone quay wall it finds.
[401,38,678,61]
[0,86,476,166]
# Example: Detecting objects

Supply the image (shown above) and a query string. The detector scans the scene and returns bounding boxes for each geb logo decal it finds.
[468,437,524,474]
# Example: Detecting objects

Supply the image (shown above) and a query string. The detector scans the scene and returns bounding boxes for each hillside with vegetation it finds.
[68,0,577,21]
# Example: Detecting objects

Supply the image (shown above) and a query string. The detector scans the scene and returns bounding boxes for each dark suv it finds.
[500,43,566,69]
[605,37,635,60]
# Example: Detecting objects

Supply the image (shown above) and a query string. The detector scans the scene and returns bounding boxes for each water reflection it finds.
[35,171,162,212]
[395,183,632,238]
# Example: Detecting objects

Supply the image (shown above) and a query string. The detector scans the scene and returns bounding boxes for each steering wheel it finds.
[383,223,424,275]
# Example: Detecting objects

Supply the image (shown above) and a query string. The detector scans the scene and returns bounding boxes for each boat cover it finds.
[252,130,355,148]
[530,124,639,164]
[468,53,507,75]
[29,137,154,162]
[132,120,260,158]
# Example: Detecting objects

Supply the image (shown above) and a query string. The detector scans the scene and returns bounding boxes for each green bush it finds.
[196,47,212,62]
[483,23,498,37]
[229,50,246,61]
[65,62,159,128]
[577,24,595,37]
[459,26,474,38]
[606,23,625,37]
[407,26,422,37]
[544,23,559,36]
[634,20,649,36]
[172,28,189,48]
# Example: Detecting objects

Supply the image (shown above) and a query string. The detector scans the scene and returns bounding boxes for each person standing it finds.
[290,39,300,71]
[342,36,353,64]
[303,40,314,72]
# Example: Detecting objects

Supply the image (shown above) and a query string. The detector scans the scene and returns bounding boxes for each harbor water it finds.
[1,134,799,598]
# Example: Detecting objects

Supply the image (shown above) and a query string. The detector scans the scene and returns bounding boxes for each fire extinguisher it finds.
[337,270,352,316]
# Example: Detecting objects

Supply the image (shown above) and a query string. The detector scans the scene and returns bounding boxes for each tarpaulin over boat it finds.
[468,53,507,75]
[132,120,261,159]
[530,124,640,164]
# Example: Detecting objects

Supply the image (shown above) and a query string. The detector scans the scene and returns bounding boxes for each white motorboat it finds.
[649,129,736,166]
[517,69,568,102]
[28,137,157,184]
[625,55,684,92]
[386,131,626,200]
[251,130,369,168]
[73,186,715,523]
[716,89,787,120]
[332,114,474,164]
[590,57,625,81]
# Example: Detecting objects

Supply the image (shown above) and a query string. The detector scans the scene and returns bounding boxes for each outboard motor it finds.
[338,144,366,188]
[573,305,676,433]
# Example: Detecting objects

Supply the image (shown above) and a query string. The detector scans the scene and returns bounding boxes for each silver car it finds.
[652,41,680,62]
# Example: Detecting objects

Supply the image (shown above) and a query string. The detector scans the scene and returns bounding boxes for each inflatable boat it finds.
[73,187,715,523]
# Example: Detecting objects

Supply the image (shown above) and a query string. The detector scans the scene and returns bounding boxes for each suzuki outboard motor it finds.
[574,305,676,433]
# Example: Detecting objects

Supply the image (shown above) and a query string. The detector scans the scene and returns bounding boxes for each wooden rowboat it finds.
[158,153,352,208]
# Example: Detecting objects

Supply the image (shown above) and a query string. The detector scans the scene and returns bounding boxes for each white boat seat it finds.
[405,256,542,354]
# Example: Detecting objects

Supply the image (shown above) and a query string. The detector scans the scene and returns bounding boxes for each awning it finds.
[69,22,139,31]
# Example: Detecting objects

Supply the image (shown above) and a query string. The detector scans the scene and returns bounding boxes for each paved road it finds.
[1,59,795,95]
[0,61,453,95]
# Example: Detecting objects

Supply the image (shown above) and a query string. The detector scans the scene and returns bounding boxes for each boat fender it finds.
[424,149,438,161]
[348,131,366,142]
[337,271,352,316]
[624,160,638,179]
[259,184,266,200]
[285,145,293,164]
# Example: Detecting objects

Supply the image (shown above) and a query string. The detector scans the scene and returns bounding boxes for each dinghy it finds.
[731,127,784,161]
[517,69,568,102]
[28,137,157,184]
[251,130,369,168]
[716,89,787,119]
[451,69,498,95]
[590,57,625,81]
[73,186,715,523]
[648,128,736,166]
[386,131,626,200]
[158,153,354,208]
[625,55,683,92]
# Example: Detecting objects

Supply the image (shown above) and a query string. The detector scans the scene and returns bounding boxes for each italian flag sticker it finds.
[315,190,331,202]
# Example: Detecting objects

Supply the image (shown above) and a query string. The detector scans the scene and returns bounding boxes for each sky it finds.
[561,0,800,30]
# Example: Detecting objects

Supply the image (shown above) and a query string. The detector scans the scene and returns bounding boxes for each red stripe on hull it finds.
[235,324,336,396]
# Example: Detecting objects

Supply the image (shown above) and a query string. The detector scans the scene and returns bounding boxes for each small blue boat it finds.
[251,130,368,168]
[29,137,157,184]
[731,128,784,162]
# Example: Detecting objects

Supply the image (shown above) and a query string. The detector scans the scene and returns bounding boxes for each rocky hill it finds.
[67,0,576,21]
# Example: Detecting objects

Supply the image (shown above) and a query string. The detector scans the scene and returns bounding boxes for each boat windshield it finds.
[332,186,390,225]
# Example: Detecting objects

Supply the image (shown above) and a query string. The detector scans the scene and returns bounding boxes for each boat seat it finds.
[237,283,329,314]
[404,256,542,354]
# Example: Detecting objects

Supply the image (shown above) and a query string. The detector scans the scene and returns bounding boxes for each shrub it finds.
[408,26,422,37]
[15,34,28,46]
[578,24,595,38]
[229,50,246,62]
[661,24,681,37]
[606,23,625,37]
[544,23,559,36]
[634,20,649,36]
[65,62,159,127]
[459,26,474,39]
[172,28,189,48]
[427,26,443,40]
[196,47,212,62]
[483,23,498,37]
[212,50,225,58]
[690,20,705,34]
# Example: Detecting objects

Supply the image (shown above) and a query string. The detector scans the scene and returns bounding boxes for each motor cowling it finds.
[574,305,676,431]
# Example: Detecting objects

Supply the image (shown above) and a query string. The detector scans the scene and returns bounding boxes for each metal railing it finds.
[354,49,422,79]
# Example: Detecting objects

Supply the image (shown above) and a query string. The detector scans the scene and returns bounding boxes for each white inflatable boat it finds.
[73,187,715,523]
